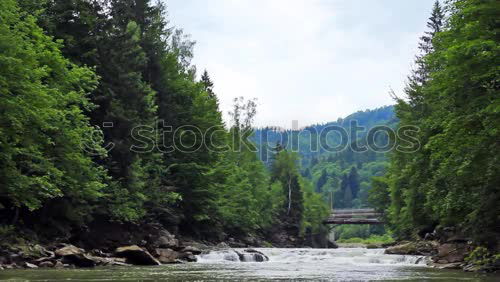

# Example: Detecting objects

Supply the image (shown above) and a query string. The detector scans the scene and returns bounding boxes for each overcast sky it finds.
[166,0,436,128]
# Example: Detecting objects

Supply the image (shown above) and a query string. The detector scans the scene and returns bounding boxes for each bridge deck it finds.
[323,208,384,225]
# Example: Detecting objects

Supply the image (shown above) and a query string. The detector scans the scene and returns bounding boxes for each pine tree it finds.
[201,70,215,98]
[386,0,445,238]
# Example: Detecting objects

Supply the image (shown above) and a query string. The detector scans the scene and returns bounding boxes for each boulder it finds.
[3,264,17,269]
[61,254,97,268]
[55,245,84,257]
[55,245,97,268]
[34,256,55,264]
[24,262,38,269]
[216,242,230,249]
[181,246,202,255]
[157,230,179,249]
[38,261,54,268]
[54,261,64,268]
[435,243,471,263]
[237,249,269,262]
[327,240,339,249]
[115,245,160,266]
[385,241,437,256]
[91,257,129,266]
[430,262,457,269]
[177,251,197,262]
[154,248,180,264]
[90,249,111,258]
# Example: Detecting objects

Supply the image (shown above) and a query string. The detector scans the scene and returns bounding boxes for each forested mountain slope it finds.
[252,106,397,210]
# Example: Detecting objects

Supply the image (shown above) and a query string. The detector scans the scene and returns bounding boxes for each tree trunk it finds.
[287,175,292,215]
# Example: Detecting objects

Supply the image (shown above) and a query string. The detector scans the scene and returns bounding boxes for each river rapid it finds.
[0,248,498,281]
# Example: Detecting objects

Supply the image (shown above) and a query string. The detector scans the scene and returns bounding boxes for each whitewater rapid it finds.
[196,247,426,266]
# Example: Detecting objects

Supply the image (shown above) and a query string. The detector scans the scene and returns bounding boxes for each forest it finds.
[0,0,329,247]
[0,0,498,266]
[369,0,499,249]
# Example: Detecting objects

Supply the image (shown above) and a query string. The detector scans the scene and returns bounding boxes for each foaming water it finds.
[197,248,426,266]
[1,248,498,281]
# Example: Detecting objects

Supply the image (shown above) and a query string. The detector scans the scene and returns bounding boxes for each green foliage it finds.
[465,247,500,267]
[0,0,106,219]
[337,234,394,245]
[335,224,386,240]
[381,0,500,245]
[301,178,330,236]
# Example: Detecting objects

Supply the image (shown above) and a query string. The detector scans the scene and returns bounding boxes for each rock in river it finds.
[115,245,160,266]
[54,245,96,268]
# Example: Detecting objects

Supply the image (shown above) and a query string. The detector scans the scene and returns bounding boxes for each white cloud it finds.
[166,0,435,127]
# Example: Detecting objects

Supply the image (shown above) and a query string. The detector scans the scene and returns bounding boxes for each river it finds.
[0,248,498,281]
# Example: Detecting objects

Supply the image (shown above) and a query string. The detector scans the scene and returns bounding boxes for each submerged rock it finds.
[115,245,160,266]
[236,249,269,262]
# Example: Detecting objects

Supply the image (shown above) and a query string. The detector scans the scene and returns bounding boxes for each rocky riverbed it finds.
[0,226,272,270]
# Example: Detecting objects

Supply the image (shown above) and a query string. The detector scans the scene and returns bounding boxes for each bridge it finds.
[323,208,384,225]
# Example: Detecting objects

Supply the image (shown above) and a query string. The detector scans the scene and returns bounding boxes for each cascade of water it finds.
[196,248,427,266]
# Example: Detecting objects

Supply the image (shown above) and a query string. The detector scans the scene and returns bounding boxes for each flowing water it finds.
[0,248,498,281]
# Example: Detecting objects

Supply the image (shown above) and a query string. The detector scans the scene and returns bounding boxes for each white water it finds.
[197,247,426,266]
[191,248,439,280]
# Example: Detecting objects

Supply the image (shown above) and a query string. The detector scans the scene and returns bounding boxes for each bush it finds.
[337,234,394,245]
[465,247,500,266]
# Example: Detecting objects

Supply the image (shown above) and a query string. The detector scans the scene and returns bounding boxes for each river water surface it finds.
[0,248,498,281]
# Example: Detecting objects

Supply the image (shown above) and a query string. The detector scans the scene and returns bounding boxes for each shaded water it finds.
[0,248,498,281]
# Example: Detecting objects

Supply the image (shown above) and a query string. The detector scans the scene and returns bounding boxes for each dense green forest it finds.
[253,107,396,239]
[369,0,499,248]
[0,0,328,245]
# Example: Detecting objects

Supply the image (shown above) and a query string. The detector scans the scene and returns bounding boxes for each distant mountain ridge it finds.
[252,105,396,164]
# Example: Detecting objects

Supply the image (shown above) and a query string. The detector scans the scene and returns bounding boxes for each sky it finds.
[166,0,437,128]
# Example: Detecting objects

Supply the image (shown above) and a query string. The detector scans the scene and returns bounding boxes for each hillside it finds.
[252,105,396,210]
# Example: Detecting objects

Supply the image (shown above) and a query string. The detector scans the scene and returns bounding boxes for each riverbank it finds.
[384,239,499,273]
[0,220,289,270]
